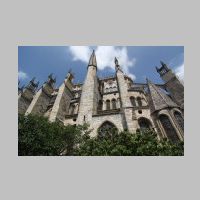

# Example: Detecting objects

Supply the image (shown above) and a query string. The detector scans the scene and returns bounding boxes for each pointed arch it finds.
[138,117,152,131]
[137,97,142,106]
[130,96,136,106]
[69,104,76,115]
[98,121,118,138]
[111,98,117,109]
[106,99,110,110]
[174,111,184,132]
[159,114,179,142]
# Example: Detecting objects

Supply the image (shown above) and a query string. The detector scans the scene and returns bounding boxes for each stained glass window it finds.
[98,121,118,138]
[159,114,179,142]
[174,111,184,132]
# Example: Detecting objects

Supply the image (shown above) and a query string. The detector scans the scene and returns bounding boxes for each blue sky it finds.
[18,46,184,88]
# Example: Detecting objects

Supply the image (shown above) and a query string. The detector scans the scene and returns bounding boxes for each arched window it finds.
[174,111,184,132]
[138,117,152,131]
[112,99,117,109]
[106,100,110,110]
[98,100,103,111]
[159,114,179,142]
[70,104,75,115]
[98,121,118,138]
[130,96,136,106]
[137,97,142,107]
[74,104,79,114]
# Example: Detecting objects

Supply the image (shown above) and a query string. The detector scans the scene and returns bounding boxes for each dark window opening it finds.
[138,117,151,131]
[70,104,75,115]
[130,96,136,106]
[174,111,184,132]
[106,100,110,110]
[137,97,142,107]
[98,121,118,139]
[112,99,117,109]
[159,114,179,142]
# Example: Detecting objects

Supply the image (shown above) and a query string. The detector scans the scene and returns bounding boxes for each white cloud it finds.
[68,46,136,80]
[18,71,28,80]
[169,53,184,83]
[175,63,184,83]
[69,46,91,63]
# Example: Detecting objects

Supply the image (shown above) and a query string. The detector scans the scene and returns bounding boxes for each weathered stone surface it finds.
[19,52,184,141]
[156,63,184,107]
[147,80,179,113]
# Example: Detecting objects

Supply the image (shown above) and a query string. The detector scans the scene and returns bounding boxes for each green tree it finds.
[18,115,184,156]
[18,114,88,156]
[75,130,184,156]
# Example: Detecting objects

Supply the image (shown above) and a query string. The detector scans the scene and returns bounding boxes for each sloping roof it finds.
[147,79,178,113]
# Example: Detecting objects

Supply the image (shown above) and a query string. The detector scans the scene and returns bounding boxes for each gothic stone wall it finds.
[49,83,72,122]
[165,77,184,106]
[18,94,31,114]
[89,113,124,137]
[26,90,51,116]
[102,92,120,110]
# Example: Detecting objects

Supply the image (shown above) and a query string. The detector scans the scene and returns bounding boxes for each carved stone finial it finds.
[48,73,53,79]
[160,61,165,66]
[160,61,169,69]
[68,68,72,74]
[31,77,36,83]
[88,50,97,67]
[155,66,159,72]
[115,57,119,66]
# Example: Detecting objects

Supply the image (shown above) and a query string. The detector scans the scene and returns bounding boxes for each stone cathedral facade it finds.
[18,51,184,142]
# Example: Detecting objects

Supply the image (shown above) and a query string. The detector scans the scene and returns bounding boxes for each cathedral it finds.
[18,50,184,142]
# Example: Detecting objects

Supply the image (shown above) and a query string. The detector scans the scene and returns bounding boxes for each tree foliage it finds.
[18,114,90,156]
[75,130,184,156]
[18,115,184,156]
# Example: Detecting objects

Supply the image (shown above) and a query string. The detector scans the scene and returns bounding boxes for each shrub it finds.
[18,115,184,156]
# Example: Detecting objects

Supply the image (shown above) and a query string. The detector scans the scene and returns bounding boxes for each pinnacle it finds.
[88,50,97,67]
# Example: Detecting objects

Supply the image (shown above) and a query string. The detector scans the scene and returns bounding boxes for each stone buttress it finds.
[18,78,39,114]
[49,72,74,122]
[25,74,56,116]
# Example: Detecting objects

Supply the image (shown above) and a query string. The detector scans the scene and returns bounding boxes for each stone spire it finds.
[146,78,178,113]
[88,50,97,68]
[115,57,123,72]
[77,50,99,125]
